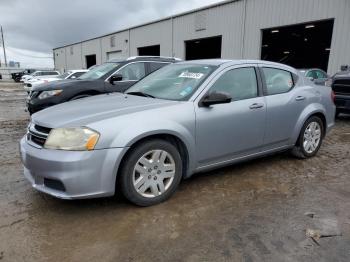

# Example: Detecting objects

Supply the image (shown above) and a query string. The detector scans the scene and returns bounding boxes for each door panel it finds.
[260,66,308,148]
[195,97,266,165]
[105,80,137,93]
[195,66,266,166]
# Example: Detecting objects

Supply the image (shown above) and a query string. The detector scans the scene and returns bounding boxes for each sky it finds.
[0,0,222,68]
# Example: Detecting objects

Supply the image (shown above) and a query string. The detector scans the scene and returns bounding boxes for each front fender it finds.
[111,120,197,175]
[291,103,327,144]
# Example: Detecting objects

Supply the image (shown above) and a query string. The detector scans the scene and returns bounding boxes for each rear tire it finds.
[119,139,182,206]
[291,116,324,159]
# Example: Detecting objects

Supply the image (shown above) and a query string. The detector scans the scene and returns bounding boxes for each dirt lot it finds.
[0,81,349,262]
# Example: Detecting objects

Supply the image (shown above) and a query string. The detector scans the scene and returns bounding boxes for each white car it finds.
[21,70,60,83]
[24,70,87,92]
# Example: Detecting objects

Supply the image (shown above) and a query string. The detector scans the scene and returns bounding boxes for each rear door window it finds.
[306,70,317,79]
[262,68,294,95]
[315,70,327,79]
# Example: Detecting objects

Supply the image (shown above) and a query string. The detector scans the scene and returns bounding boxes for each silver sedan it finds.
[20,60,336,206]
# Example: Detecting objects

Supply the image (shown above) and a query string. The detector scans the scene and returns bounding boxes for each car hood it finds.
[31,93,178,128]
[32,79,90,91]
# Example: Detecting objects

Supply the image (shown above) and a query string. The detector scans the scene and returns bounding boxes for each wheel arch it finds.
[292,104,327,144]
[117,133,191,181]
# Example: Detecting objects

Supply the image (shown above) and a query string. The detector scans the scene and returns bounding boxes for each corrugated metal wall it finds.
[54,0,350,74]
[173,0,245,59]
[129,19,173,56]
[243,0,350,74]
[100,30,129,63]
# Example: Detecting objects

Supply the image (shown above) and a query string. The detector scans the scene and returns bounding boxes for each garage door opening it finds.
[261,19,334,71]
[185,36,222,60]
[85,54,96,69]
[138,45,160,56]
[107,51,123,61]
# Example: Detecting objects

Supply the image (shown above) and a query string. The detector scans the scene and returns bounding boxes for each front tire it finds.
[291,116,324,159]
[119,139,183,206]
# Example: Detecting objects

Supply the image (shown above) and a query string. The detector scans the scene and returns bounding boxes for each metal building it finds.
[53,0,350,74]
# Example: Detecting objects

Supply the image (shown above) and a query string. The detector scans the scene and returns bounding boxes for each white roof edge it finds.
[53,0,240,50]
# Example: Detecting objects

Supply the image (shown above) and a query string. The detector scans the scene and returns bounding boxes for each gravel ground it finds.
[0,81,350,262]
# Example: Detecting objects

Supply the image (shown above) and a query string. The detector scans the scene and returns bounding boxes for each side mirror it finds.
[70,76,76,79]
[307,76,314,81]
[199,91,232,107]
[109,74,123,84]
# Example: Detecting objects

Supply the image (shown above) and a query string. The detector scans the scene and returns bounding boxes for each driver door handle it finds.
[249,103,264,109]
[295,96,306,101]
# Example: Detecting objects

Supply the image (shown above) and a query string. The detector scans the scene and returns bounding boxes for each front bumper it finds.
[19,137,126,199]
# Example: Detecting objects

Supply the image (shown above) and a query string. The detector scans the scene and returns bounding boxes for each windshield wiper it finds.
[126,91,155,98]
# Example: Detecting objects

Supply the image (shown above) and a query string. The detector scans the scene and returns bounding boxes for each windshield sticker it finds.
[179,72,204,79]
[180,86,193,97]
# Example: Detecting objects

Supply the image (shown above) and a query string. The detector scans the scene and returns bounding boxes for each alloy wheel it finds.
[303,121,322,154]
[132,150,176,198]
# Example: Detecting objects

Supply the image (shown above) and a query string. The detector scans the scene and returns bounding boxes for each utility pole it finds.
[1,25,8,67]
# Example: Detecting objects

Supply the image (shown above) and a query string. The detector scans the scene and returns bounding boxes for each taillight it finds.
[331,90,335,104]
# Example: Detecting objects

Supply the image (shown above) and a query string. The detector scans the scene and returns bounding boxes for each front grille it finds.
[44,178,66,192]
[26,84,32,87]
[332,79,350,95]
[27,123,52,147]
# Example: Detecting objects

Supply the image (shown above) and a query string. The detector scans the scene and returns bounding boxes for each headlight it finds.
[44,127,100,151]
[38,90,62,99]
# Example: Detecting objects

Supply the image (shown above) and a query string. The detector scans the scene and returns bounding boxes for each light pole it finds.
[1,25,8,67]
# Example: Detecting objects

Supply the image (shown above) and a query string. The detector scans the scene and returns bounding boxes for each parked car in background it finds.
[21,70,60,83]
[331,65,350,116]
[12,69,36,82]
[20,60,335,206]
[24,70,88,92]
[26,56,180,114]
[299,68,330,86]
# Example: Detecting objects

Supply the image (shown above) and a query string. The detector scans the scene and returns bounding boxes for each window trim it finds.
[198,65,262,105]
[105,61,170,83]
[259,66,296,96]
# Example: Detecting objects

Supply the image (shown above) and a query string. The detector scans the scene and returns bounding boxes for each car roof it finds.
[176,59,297,71]
[108,56,181,63]
[35,70,59,72]
[68,69,89,73]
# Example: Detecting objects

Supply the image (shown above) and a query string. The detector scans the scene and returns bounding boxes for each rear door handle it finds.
[295,96,306,101]
[249,103,264,109]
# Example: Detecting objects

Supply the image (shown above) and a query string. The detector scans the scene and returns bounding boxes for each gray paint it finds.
[53,0,350,74]
[21,60,335,199]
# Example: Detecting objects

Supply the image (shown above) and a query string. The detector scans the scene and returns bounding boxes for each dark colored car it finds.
[12,69,36,82]
[331,66,350,116]
[27,56,180,114]
[298,68,330,86]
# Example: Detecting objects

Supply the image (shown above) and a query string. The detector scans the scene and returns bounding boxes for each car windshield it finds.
[126,64,217,101]
[57,72,70,79]
[78,63,120,80]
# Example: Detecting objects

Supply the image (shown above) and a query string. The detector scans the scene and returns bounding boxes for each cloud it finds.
[0,0,221,68]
